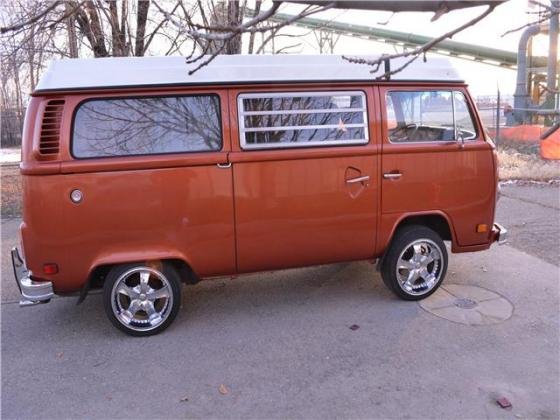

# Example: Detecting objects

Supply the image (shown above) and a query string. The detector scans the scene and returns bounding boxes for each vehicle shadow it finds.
[40,260,406,339]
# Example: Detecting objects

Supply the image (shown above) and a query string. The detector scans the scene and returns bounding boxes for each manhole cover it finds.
[418,284,513,325]
[454,297,478,309]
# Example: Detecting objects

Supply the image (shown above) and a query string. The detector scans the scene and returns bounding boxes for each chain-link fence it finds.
[476,97,560,181]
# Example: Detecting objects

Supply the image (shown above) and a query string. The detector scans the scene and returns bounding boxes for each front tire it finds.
[381,225,448,300]
[103,262,182,336]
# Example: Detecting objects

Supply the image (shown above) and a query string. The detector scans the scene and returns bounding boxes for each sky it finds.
[273,0,554,98]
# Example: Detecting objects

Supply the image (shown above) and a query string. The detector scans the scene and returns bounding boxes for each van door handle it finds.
[217,162,231,169]
[346,175,370,184]
[383,172,402,179]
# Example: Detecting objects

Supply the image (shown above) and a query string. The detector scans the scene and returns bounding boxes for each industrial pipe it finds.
[546,0,559,110]
[513,25,542,123]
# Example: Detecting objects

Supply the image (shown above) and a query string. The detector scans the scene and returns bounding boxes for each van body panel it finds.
[231,154,379,272]
[378,85,496,248]
[380,142,495,246]
[228,86,379,273]
[20,176,65,286]
[20,89,236,292]
[56,165,236,291]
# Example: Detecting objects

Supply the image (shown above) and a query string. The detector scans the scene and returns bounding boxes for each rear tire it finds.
[103,262,181,336]
[381,225,447,300]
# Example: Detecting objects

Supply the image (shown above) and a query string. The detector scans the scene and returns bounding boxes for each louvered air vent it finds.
[39,99,65,156]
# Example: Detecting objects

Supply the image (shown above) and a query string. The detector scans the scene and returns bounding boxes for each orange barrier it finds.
[541,133,560,160]
[488,125,560,160]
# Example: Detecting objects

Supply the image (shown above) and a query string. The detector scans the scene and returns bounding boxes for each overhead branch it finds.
[153,1,334,41]
[502,1,559,37]
[343,4,497,79]
[153,0,335,74]
[0,1,62,34]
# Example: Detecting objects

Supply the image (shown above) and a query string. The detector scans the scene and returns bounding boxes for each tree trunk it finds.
[82,0,109,57]
[247,1,261,54]
[135,0,150,56]
[66,2,79,58]
[225,0,241,54]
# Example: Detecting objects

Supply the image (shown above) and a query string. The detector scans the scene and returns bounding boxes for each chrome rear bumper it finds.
[492,223,508,245]
[11,247,54,306]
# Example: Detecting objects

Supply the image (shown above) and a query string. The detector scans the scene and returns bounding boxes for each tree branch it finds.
[343,4,497,79]
[0,1,62,34]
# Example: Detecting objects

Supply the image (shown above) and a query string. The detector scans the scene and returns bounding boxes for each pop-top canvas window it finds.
[238,91,369,149]
[72,95,222,158]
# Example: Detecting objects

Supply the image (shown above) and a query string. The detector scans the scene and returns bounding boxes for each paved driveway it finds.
[1,186,559,419]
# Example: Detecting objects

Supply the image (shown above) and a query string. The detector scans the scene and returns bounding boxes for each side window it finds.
[386,90,478,143]
[72,95,222,158]
[238,91,369,149]
[386,91,455,143]
[453,91,477,140]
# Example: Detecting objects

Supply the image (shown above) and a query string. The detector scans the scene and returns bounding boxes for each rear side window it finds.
[72,95,222,158]
[386,90,477,143]
[238,91,368,149]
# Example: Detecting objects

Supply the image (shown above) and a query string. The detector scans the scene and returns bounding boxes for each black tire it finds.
[103,262,182,336]
[381,225,448,301]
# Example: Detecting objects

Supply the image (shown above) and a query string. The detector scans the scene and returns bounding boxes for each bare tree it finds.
[150,0,503,75]
[343,4,498,79]
[502,0,559,36]
[0,0,181,146]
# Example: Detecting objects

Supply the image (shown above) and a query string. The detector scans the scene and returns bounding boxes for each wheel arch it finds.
[77,254,199,304]
[379,211,457,257]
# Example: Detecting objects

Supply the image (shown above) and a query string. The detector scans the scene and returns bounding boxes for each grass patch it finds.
[1,165,22,219]
[497,146,560,181]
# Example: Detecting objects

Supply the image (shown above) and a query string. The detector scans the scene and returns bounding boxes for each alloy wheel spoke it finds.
[116,283,139,299]
[147,285,170,301]
[406,269,419,285]
[139,271,150,292]
[398,259,415,270]
[418,267,430,280]
[424,248,439,265]
[126,299,141,316]
[412,243,423,259]
[424,272,437,287]
[144,301,163,324]
[144,301,156,317]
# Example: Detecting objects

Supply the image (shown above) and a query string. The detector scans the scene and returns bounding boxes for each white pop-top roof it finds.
[35,54,463,92]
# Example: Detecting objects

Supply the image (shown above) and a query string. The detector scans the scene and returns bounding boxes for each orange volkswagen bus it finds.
[12,55,506,335]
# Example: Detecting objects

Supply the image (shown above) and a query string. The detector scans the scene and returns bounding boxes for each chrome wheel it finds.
[110,266,173,332]
[396,239,443,296]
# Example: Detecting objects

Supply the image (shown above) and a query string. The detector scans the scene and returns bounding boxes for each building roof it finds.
[35,54,463,92]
